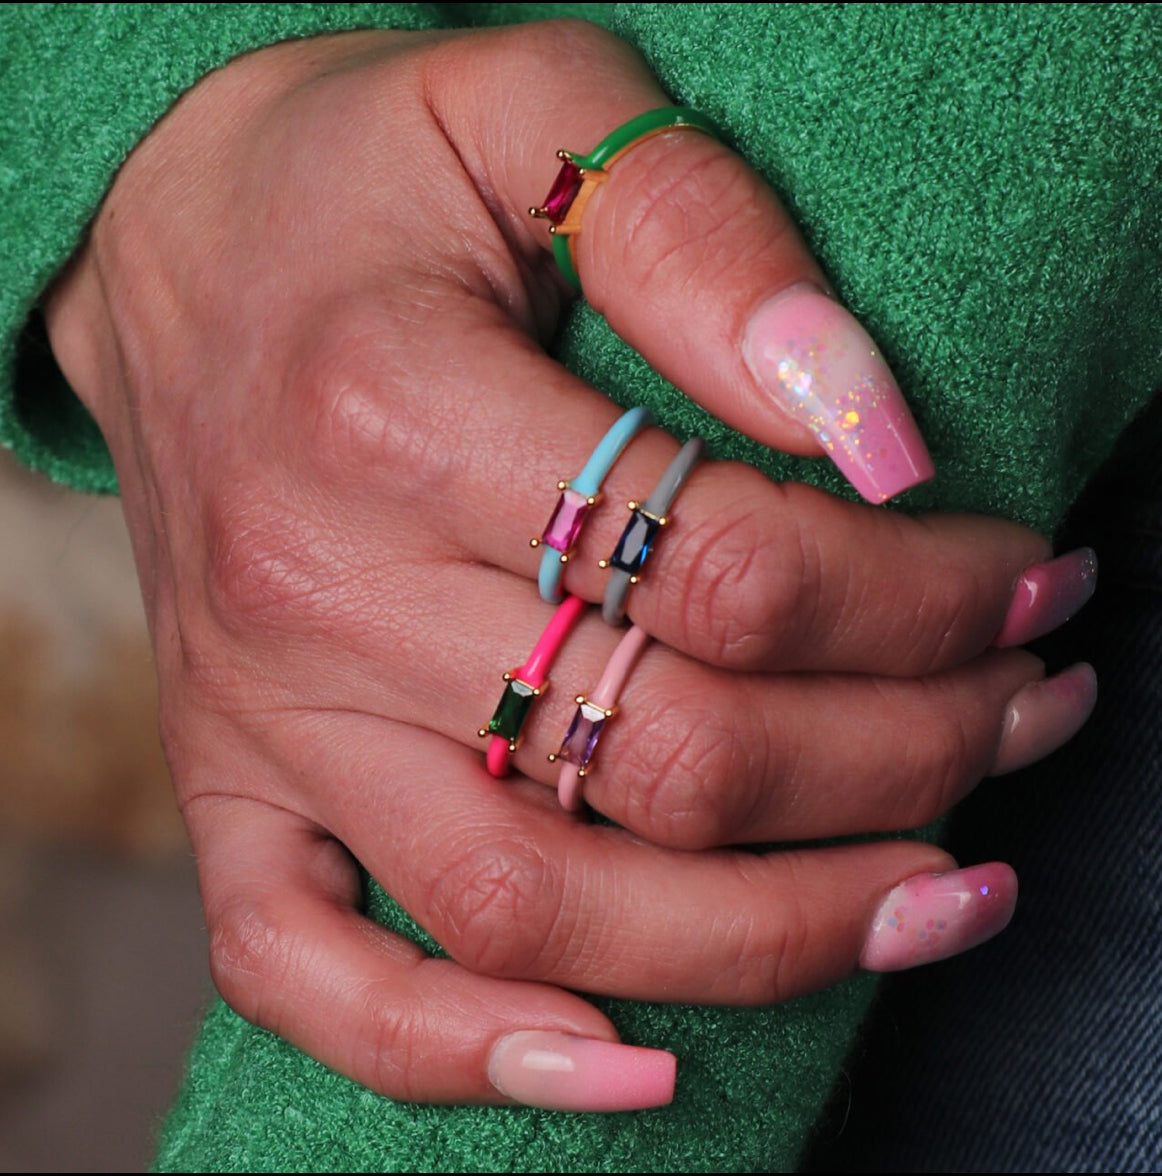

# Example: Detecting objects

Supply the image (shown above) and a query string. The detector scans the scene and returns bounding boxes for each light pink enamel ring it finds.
[549,624,650,810]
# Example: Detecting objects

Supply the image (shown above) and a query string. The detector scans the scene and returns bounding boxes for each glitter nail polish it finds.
[860,863,1018,972]
[994,548,1098,647]
[742,284,934,503]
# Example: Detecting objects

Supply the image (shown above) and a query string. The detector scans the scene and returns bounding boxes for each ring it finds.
[549,624,650,811]
[600,437,705,626]
[529,106,719,289]
[530,406,653,603]
[477,594,587,778]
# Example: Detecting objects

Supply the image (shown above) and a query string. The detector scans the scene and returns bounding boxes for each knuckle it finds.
[665,480,822,669]
[287,309,468,501]
[426,837,566,977]
[361,989,427,1102]
[893,690,985,828]
[617,680,741,848]
[202,482,340,639]
[704,859,814,1005]
[666,506,775,666]
[927,575,990,668]
[604,146,773,297]
[207,895,292,1025]
[521,18,634,72]
[902,526,995,674]
[766,870,813,1004]
[299,333,395,476]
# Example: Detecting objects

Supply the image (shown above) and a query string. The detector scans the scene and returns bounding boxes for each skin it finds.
[44,22,1058,1105]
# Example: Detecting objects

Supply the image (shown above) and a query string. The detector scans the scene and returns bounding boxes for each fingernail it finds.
[742,283,934,503]
[860,863,1018,972]
[990,662,1097,776]
[488,1030,676,1112]
[994,548,1098,647]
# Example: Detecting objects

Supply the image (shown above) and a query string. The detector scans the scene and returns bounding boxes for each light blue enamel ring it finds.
[530,406,653,602]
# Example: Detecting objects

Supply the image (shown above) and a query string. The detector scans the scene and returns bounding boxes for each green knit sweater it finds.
[3,4,1160,1172]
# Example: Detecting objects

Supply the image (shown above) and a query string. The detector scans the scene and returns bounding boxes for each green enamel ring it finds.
[529,107,720,289]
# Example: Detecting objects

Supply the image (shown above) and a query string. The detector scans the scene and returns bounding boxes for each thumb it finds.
[445,20,934,503]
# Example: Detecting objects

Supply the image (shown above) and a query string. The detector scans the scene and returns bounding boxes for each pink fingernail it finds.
[860,863,1017,972]
[990,662,1097,776]
[742,283,934,503]
[994,548,1098,647]
[487,1031,676,1112]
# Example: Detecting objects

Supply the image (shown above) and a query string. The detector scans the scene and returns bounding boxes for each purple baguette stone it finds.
[558,701,608,769]
[542,488,591,553]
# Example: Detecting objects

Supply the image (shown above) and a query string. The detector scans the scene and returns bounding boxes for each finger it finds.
[203,495,1095,851]
[574,654,1098,849]
[471,358,1047,677]
[291,562,1091,849]
[312,718,1016,1002]
[291,307,1069,676]
[428,22,932,502]
[185,792,677,1111]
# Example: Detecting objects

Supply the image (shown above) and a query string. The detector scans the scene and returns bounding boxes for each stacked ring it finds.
[549,624,650,811]
[600,437,705,625]
[477,594,586,778]
[530,406,653,603]
[529,106,719,289]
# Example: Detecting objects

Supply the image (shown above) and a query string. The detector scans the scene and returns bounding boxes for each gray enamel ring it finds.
[599,437,705,625]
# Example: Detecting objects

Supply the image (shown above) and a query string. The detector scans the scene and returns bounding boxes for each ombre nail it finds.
[487,1030,676,1112]
[994,548,1098,647]
[860,863,1018,972]
[990,662,1097,776]
[742,283,934,503]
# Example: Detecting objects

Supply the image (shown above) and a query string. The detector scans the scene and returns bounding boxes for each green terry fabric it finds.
[591,3,1162,536]
[1,2,1160,1173]
[162,886,875,1174]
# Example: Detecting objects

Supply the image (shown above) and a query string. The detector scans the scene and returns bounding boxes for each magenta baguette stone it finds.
[543,488,591,553]
[541,160,583,224]
[558,701,608,769]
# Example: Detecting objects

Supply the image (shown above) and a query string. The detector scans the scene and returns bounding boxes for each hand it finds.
[44,21,1096,1111]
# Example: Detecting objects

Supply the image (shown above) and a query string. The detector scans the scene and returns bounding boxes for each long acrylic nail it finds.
[742,283,934,503]
[487,1031,676,1112]
[860,863,1018,972]
[990,662,1097,776]
[994,548,1098,647]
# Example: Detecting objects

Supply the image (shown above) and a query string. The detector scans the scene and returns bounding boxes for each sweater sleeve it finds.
[5,4,1162,1175]
[0,2,450,491]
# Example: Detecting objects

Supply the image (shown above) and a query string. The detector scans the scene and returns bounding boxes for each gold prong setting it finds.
[551,694,616,775]
[601,501,667,581]
[480,672,544,749]
[535,480,599,565]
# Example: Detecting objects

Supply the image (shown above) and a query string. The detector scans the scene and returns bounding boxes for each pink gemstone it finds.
[541,160,583,225]
[542,488,591,553]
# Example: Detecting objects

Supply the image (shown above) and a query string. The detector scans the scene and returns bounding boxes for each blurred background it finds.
[0,446,209,1172]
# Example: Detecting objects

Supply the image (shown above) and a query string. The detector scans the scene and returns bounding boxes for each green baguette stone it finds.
[487,677,537,742]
